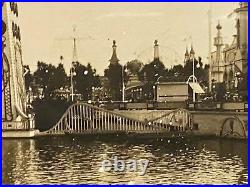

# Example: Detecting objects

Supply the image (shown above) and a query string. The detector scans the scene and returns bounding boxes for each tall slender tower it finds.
[109,40,119,65]
[208,3,212,91]
[2,2,26,120]
[2,2,35,135]
[72,26,78,63]
[235,2,248,73]
[154,40,159,60]
[214,22,224,82]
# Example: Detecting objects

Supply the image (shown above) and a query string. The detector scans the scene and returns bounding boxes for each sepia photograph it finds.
[2,2,248,184]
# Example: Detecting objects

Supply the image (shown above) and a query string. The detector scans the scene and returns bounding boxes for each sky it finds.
[18,2,239,75]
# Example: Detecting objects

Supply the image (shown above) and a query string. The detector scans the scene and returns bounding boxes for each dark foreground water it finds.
[2,136,248,184]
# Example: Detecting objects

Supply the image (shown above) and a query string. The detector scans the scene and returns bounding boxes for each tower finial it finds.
[216,20,222,30]
[184,46,190,64]
[109,40,119,64]
[190,44,195,55]
[185,46,189,56]
[154,39,159,60]
[113,40,116,47]
[72,26,78,63]
[154,39,158,46]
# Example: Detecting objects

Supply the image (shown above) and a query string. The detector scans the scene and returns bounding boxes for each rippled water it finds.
[2,136,248,184]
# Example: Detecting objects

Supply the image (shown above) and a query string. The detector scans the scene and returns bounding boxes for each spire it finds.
[185,46,189,57]
[236,18,240,48]
[109,40,119,64]
[184,46,190,64]
[72,26,78,63]
[154,40,159,60]
[190,44,195,55]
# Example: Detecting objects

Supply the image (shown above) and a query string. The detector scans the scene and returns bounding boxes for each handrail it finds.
[44,102,192,134]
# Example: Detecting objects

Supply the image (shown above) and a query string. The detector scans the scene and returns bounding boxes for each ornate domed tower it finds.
[211,21,224,83]
[154,40,159,60]
[109,40,119,65]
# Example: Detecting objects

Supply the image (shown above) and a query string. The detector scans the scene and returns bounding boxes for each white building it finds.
[210,3,248,90]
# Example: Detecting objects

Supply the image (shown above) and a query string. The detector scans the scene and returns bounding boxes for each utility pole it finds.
[208,3,212,92]
[54,26,94,102]
[121,65,128,102]
[71,26,78,102]
[122,65,125,102]
[190,44,196,102]
[72,26,78,63]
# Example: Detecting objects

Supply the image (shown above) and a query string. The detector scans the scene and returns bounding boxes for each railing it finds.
[2,119,34,131]
[188,102,248,112]
[44,102,192,135]
[102,101,247,112]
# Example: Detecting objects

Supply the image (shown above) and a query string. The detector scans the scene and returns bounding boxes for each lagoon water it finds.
[2,136,248,184]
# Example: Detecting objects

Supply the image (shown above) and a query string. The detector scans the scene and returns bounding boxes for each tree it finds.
[183,57,209,87]
[54,63,67,89]
[166,64,185,82]
[215,82,226,101]
[126,59,143,76]
[33,61,67,98]
[23,65,33,91]
[136,59,166,101]
[73,62,101,101]
[238,73,247,101]
[138,58,166,83]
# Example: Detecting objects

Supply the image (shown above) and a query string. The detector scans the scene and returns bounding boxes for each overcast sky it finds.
[18,2,239,75]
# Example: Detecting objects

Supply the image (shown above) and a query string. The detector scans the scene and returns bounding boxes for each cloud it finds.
[96,12,164,20]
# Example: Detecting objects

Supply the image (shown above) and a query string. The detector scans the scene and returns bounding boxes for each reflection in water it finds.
[2,136,248,184]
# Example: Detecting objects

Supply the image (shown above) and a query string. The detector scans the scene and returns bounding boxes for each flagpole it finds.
[208,3,212,92]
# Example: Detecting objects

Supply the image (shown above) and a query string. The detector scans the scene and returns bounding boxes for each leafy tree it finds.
[73,62,101,101]
[238,73,247,101]
[215,82,226,101]
[166,64,185,82]
[136,59,166,101]
[55,63,68,88]
[33,61,67,98]
[23,65,33,90]
[183,57,209,87]
[138,58,166,83]
[126,59,143,76]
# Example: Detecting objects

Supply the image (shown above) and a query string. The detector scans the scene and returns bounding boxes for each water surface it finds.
[2,136,248,184]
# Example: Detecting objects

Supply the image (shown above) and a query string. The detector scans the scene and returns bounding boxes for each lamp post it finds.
[152,85,156,101]
[121,65,128,102]
[70,67,74,102]
[192,57,195,102]
[70,62,77,102]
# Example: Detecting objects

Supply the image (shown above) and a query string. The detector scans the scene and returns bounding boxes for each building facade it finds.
[210,3,248,91]
[2,2,35,132]
[2,2,27,122]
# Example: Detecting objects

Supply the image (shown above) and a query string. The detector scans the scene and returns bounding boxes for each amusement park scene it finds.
[2,2,248,184]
